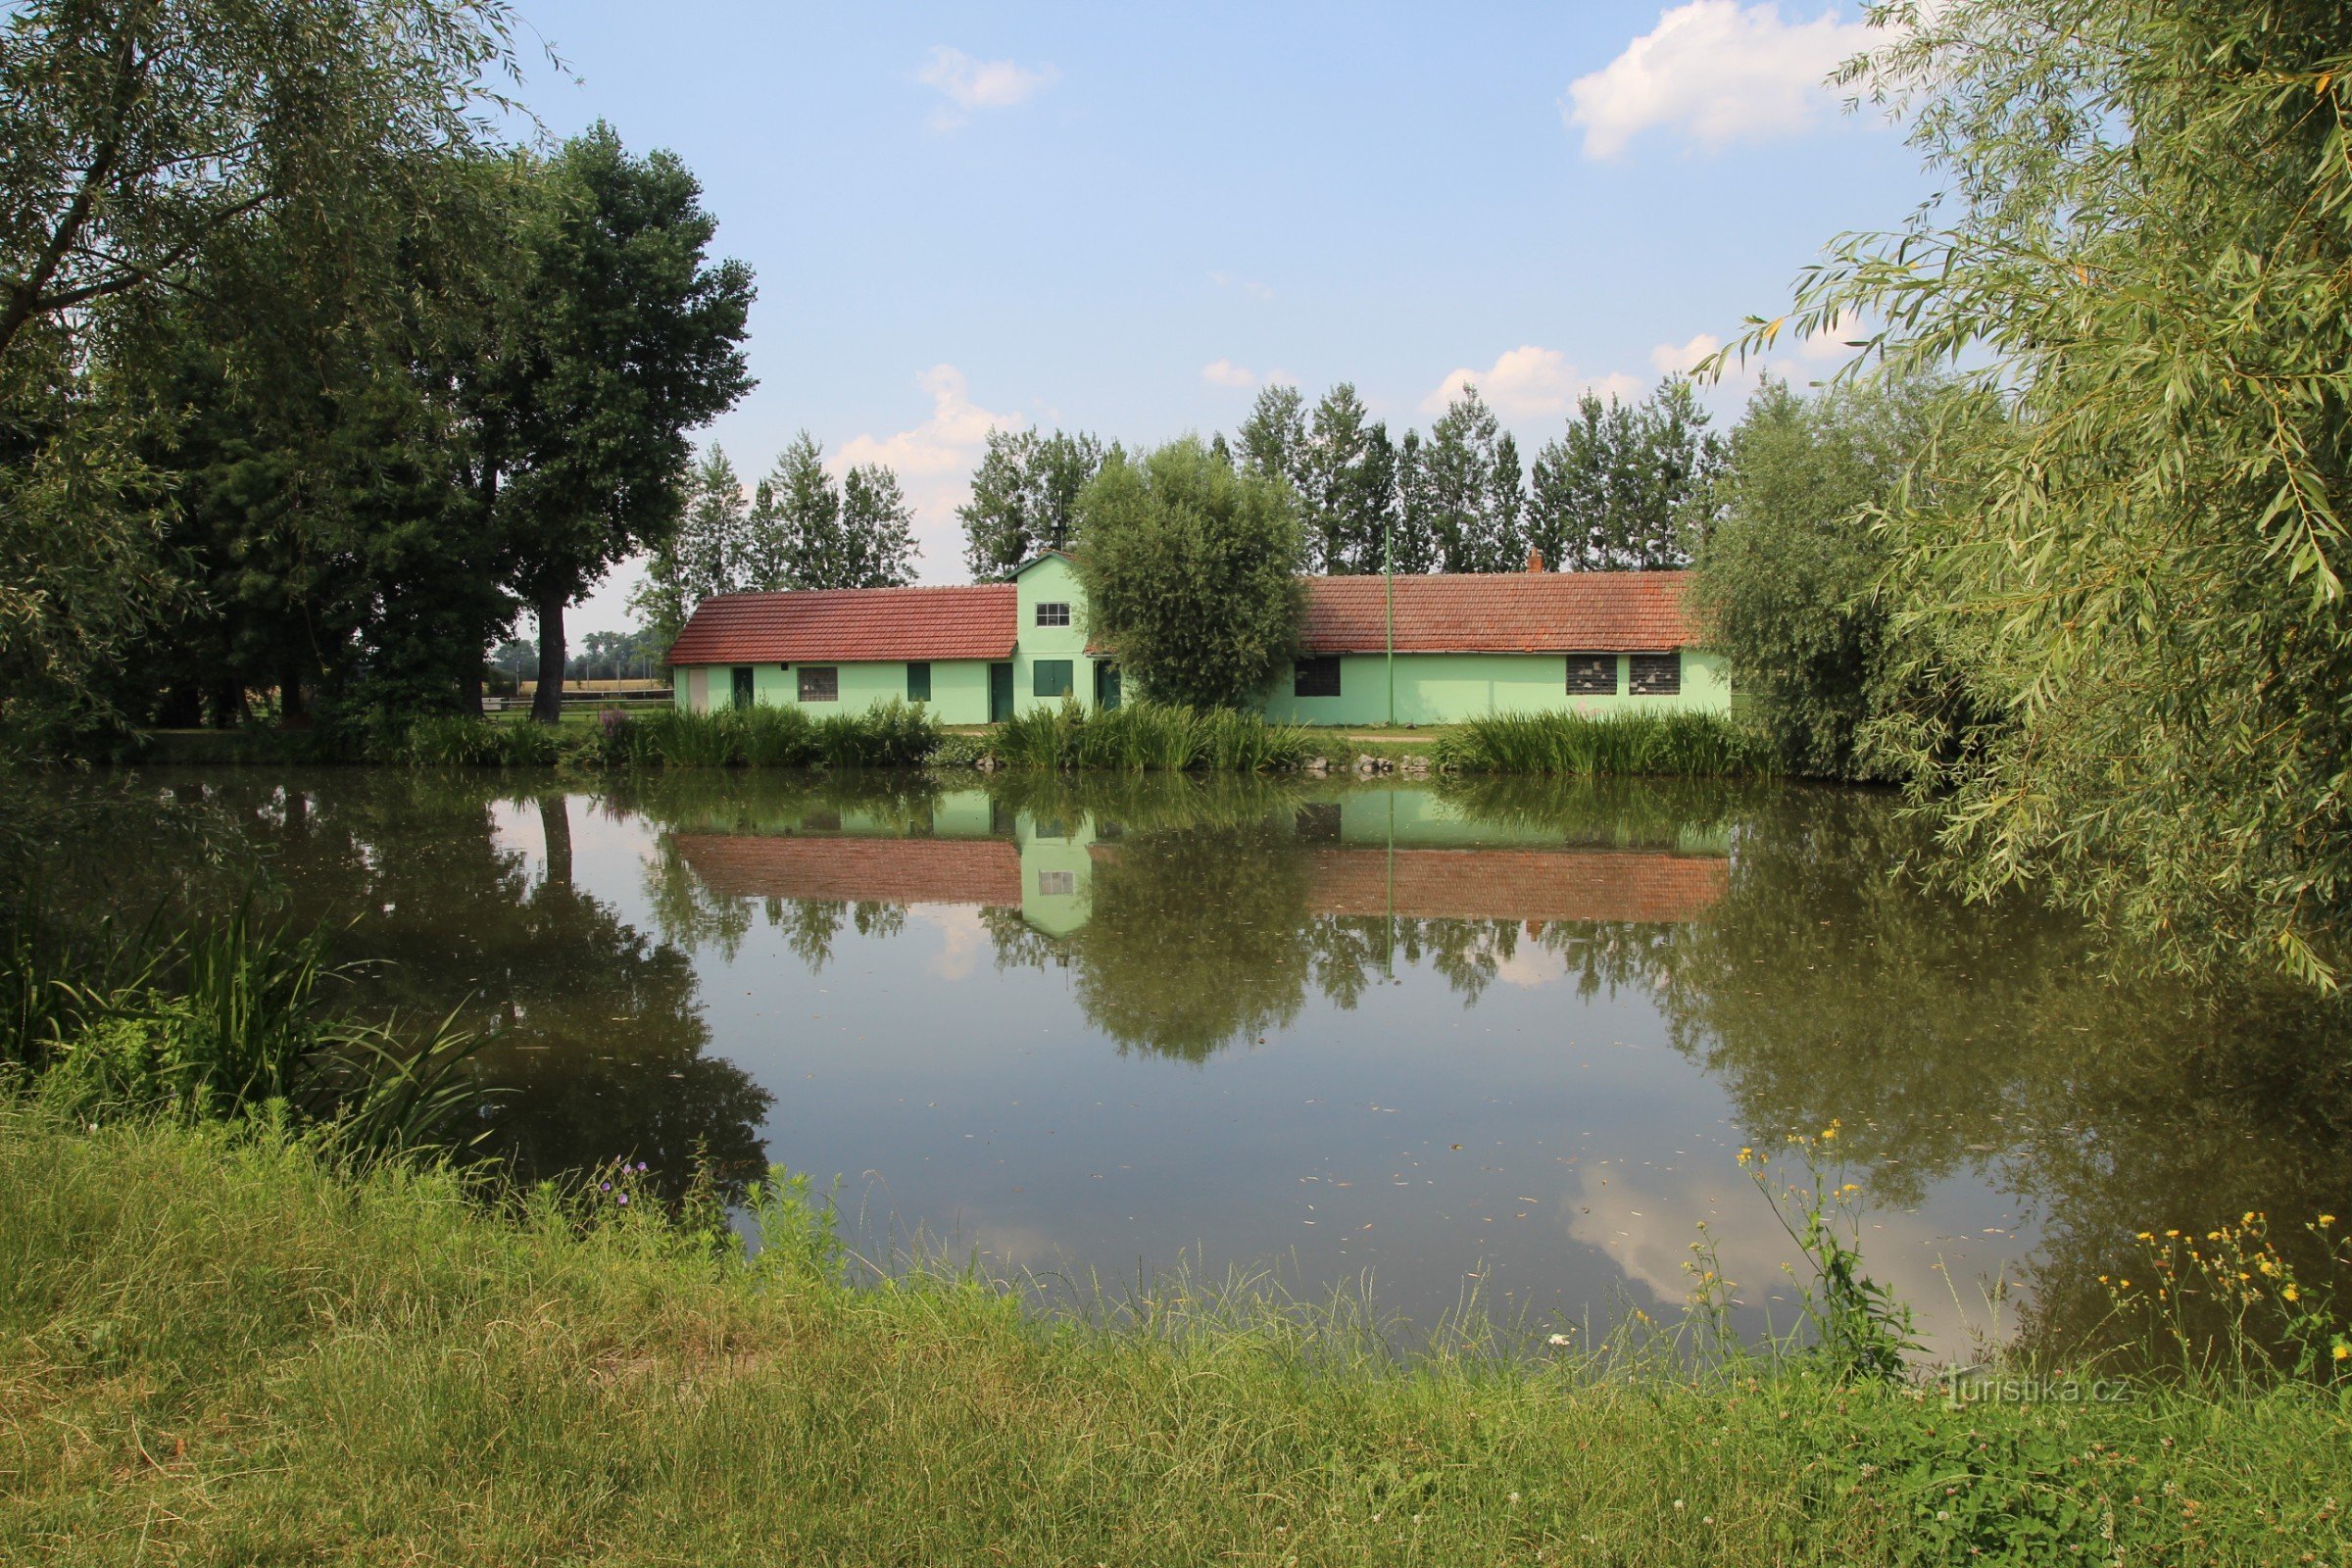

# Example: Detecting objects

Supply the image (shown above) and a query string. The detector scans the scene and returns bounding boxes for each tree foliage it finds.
[0,0,520,363]
[958,427,1110,579]
[1068,438,1304,710]
[1725,0,2352,989]
[477,122,755,720]
[1528,379,1726,571]
[1692,375,1991,780]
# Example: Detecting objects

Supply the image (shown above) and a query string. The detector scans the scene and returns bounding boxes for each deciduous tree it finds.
[1069,438,1303,710]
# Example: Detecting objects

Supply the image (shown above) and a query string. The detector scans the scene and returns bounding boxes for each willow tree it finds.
[1069,438,1303,710]
[1725,0,2352,990]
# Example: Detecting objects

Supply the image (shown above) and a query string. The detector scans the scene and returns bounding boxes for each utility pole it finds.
[1385,511,1396,727]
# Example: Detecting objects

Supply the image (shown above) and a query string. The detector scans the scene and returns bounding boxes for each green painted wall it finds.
[670,562,1729,727]
[1258,650,1730,726]
[670,659,993,723]
[1012,554,1106,714]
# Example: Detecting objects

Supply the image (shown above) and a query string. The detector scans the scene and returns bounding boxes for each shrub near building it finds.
[1069,438,1306,711]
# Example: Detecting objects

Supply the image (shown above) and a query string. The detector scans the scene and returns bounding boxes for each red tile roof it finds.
[668,570,1697,665]
[672,835,1022,906]
[666,584,1016,665]
[1299,847,1725,923]
[1299,571,1697,654]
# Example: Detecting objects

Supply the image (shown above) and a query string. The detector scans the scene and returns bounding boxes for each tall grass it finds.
[20,906,486,1158]
[1432,710,1769,776]
[630,702,937,769]
[997,699,1310,772]
[0,1107,2341,1564]
[399,713,562,767]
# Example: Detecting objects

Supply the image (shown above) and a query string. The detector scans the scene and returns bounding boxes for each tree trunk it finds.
[460,661,484,715]
[532,583,566,725]
[277,656,310,728]
[538,794,573,892]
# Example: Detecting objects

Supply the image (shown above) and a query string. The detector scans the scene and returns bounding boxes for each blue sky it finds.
[525,1,1934,631]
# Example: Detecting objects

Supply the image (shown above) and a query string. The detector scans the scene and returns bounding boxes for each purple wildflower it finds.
[600,1182,611,1192]
[616,1193,629,1205]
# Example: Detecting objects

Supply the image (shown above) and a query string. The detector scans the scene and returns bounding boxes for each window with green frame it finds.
[906,662,932,703]
[1033,659,1073,698]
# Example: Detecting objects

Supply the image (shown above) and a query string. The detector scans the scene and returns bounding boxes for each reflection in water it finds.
[659,774,1737,1060]
[48,766,2352,1357]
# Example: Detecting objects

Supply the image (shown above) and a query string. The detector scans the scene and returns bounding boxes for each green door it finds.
[1094,662,1121,710]
[989,662,1014,722]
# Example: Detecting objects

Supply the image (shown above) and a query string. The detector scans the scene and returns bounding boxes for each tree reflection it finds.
[1642,785,2352,1362]
[89,770,773,1201]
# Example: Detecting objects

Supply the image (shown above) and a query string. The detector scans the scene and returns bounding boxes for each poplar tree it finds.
[837,465,918,588]
[1390,429,1442,576]
[631,447,746,646]
[1528,379,1724,570]
[958,428,1108,578]
[1236,384,1309,489]
[1424,384,1520,573]
[1298,383,1396,574]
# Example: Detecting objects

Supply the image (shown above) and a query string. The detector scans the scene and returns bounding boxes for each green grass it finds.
[996,700,1311,772]
[0,1107,2344,1565]
[1433,710,1771,777]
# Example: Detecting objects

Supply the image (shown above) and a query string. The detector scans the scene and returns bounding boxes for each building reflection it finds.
[667,785,1729,947]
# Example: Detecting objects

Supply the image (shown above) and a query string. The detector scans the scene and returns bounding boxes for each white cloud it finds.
[1200,359,1257,389]
[1650,332,1724,377]
[836,365,1018,580]
[1420,345,1642,419]
[1209,270,1275,302]
[916,46,1058,129]
[1648,313,1867,405]
[1564,2,1873,159]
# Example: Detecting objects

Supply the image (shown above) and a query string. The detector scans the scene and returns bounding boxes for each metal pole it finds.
[1385,513,1395,727]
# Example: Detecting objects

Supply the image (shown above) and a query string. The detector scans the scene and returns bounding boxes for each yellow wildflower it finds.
[2283,1285,2300,1303]
[2321,1214,2337,1228]
[2332,1343,2349,1363]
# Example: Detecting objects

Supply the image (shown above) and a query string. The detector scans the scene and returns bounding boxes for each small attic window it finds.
[1036,602,1071,627]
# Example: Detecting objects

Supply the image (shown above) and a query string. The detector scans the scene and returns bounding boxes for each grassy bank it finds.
[2,1108,2345,1565]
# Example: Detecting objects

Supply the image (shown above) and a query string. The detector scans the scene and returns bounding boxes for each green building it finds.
[664,553,1725,724]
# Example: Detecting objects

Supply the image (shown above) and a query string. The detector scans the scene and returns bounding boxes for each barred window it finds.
[1565,655,1616,696]
[906,662,931,703]
[1629,653,1681,696]
[798,665,838,703]
[1035,602,1071,627]
[1293,656,1342,698]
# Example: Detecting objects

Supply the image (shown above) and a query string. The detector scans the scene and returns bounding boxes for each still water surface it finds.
[63,768,2352,1356]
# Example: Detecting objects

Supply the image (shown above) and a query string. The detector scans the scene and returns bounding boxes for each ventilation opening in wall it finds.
[1629,653,1682,696]
[1565,654,1615,696]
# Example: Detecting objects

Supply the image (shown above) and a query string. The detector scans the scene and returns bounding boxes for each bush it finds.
[399,715,559,768]
[928,730,994,769]
[1431,711,1768,776]
[811,699,937,768]
[996,700,1307,772]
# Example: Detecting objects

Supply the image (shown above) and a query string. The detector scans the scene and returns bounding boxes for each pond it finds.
[44,767,2352,1357]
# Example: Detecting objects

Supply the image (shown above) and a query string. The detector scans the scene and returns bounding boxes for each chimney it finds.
[1526,545,1544,573]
